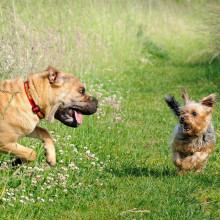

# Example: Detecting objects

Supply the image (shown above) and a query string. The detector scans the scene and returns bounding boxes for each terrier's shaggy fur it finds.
[165,89,216,174]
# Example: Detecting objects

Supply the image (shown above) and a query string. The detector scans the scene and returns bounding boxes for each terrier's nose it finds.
[180,116,185,123]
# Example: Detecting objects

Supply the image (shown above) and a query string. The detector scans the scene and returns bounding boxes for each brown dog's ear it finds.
[200,94,217,110]
[46,66,63,86]
[181,88,189,104]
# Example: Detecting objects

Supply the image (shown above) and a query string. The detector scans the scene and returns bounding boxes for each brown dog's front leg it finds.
[0,143,37,162]
[28,126,56,166]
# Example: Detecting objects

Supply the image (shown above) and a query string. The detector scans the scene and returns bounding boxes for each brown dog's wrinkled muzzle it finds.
[54,96,98,127]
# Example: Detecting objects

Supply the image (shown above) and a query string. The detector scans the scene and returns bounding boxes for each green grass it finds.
[0,0,220,219]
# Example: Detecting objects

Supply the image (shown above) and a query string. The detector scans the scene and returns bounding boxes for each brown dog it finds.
[0,66,98,166]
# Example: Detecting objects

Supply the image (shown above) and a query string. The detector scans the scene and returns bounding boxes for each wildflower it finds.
[91,162,95,166]
[63,189,68,194]
[73,148,78,154]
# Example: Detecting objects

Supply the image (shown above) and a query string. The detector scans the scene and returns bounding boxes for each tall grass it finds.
[0,0,209,80]
[205,2,220,63]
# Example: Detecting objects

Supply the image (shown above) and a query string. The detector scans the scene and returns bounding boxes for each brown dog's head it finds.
[46,66,98,127]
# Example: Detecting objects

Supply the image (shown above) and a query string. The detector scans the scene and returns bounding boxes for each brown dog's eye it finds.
[79,87,85,95]
[192,111,197,116]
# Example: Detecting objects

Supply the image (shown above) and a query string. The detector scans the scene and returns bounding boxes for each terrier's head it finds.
[179,89,216,135]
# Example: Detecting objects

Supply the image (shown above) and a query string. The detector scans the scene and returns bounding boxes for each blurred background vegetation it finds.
[0,0,220,80]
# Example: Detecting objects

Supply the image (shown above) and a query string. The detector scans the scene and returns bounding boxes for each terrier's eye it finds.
[192,111,197,116]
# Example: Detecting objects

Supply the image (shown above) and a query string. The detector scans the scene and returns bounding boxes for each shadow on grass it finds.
[110,166,177,178]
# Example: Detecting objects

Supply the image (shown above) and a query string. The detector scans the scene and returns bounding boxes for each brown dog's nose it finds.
[89,96,98,108]
[94,97,98,108]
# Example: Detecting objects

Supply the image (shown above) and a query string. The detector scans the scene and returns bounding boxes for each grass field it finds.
[0,0,220,219]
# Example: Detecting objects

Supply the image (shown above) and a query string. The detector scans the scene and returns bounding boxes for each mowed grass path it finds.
[0,62,219,219]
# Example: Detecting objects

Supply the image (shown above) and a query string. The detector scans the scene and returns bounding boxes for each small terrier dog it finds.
[165,89,216,173]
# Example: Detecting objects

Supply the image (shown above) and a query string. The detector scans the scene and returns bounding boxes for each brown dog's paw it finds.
[46,156,56,166]
[12,158,23,167]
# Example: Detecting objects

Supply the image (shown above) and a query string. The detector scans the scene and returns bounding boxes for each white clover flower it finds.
[41,199,45,203]
[59,160,64,164]
[68,162,75,168]
[49,198,54,202]
[91,162,95,166]
[86,150,90,155]
[59,150,64,155]
[74,166,79,172]
[2,198,6,202]
[63,189,68,194]
[73,148,78,154]
[29,194,33,197]
[20,200,25,204]
[61,167,68,172]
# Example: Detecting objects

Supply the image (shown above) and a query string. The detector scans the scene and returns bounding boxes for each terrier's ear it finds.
[181,88,189,104]
[46,66,63,86]
[200,94,217,110]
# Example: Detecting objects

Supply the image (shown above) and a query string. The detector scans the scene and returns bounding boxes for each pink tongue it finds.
[74,110,83,124]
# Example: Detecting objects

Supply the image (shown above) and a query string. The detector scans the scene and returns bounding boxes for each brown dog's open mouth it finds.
[55,108,83,128]
[55,96,98,128]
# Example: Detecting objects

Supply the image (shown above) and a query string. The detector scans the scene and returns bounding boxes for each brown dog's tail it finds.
[165,95,180,117]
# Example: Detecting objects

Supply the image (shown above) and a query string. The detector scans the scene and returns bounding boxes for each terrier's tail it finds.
[165,95,180,117]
